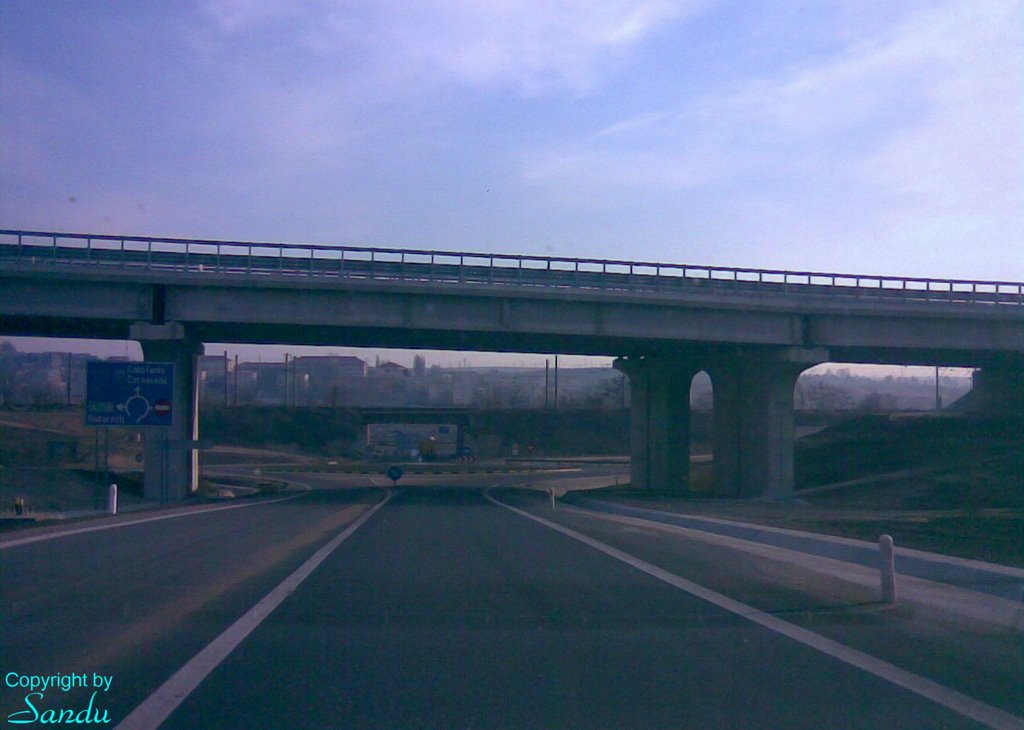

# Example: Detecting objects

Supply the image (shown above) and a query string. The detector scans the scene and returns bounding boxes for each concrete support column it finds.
[614,355,702,492]
[130,322,203,502]
[709,348,825,500]
[710,364,742,497]
[958,366,1024,416]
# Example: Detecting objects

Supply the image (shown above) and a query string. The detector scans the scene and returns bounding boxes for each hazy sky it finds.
[2,336,970,383]
[1,336,603,370]
[2,0,1021,282]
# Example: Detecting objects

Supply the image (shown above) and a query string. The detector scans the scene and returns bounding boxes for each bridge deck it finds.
[2,230,1021,309]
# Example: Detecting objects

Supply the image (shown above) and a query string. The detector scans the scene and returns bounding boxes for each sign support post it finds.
[87,360,177,504]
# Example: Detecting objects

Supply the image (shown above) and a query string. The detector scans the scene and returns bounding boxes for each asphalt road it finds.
[2,483,1020,729]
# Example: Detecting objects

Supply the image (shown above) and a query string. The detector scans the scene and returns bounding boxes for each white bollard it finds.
[108,483,118,516]
[879,534,897,604]
[550,488,556,511]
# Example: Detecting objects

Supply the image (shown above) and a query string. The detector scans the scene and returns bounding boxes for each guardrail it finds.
[1,229,1021,307]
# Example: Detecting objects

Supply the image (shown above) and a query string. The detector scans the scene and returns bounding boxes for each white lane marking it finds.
[0,492,308,550]
[486,491,1024,730]
[116,490,392,730]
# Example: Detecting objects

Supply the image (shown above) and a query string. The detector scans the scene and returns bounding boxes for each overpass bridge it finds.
[2,230,1021,501]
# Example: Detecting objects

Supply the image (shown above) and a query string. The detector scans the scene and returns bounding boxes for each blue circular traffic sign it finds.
[386,465,403,483]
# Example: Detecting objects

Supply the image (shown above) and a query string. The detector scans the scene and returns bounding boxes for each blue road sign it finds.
[86,362,174,426]
[386,465,403,483]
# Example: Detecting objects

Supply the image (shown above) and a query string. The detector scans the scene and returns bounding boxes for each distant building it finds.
[0,346,98,405]
[294,355,367,380]
[371,361,409,377]
[15,352,66,404]
[234,361,289,405]
[294,355,367,406]
[198,355,230,404]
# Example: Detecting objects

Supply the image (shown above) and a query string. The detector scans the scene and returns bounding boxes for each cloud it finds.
[531,1,1019,184]
[852,4,1023,231]
[176,0,706,203]
[397,0,692,94]
[198,0,698,96]
[200,0,324,35]
[4,0,1017,279]
[521,0,1023,276]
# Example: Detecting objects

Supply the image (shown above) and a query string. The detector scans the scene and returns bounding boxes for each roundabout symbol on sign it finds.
[116,387,153,424]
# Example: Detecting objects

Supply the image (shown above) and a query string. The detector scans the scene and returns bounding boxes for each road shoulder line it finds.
[0,492,310,550]
[487,491,1024,730]
[570,495,1024,577]
[572,505,1023,631]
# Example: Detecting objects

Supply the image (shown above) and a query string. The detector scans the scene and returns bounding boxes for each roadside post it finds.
[108,483,118,515]
[879,534,897,604]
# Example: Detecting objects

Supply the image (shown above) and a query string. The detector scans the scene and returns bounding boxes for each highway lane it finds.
[0,488,382,724]
[3,481,1019,728]
[152,486,1006,729]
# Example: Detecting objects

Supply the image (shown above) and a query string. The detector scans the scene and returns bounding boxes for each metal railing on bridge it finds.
[1,229,1021,308]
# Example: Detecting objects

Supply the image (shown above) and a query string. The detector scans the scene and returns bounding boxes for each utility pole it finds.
[284,353,290,407]
[66,352,72,405]
[545,359,550,409]
[223,350,229,407]
[554,355,559,411]
[935,366,941,411]
[233,354,239,406]
[103,429,110,485]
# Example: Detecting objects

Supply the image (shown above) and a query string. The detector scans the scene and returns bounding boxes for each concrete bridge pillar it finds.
[957,366,1024,416]
[614,355,702,492]
[130,322,204,502]
[709,348,825,500]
